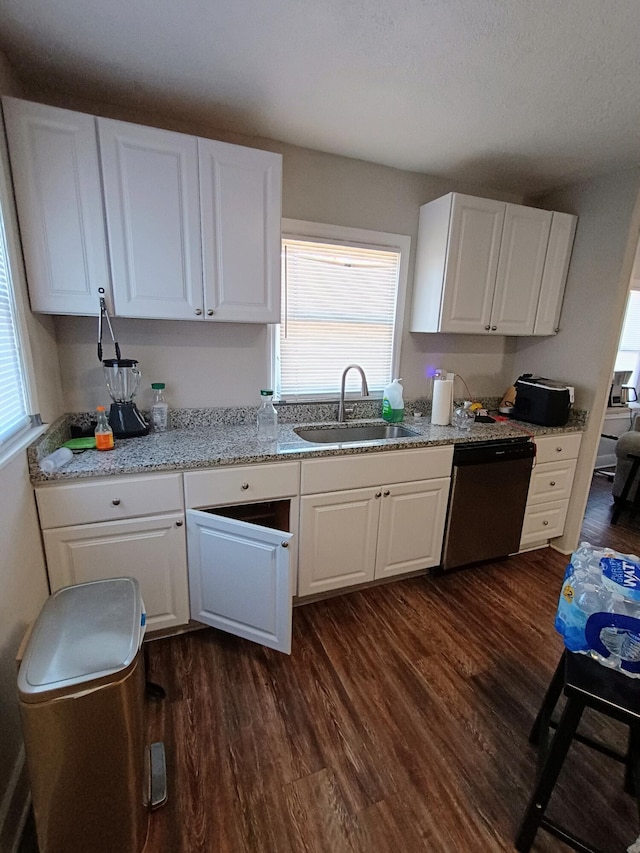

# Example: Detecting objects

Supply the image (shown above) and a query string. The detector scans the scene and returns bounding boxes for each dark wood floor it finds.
[142,473,640,853]
[19,473,640,853]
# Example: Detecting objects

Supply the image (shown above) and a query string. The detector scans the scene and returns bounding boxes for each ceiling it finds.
[1,0,640,196]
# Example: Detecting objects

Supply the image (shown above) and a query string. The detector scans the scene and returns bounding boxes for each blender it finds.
[97,289,149,438]
[102,358,149,438]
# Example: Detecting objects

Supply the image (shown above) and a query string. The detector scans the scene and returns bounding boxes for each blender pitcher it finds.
[102,359,149,438]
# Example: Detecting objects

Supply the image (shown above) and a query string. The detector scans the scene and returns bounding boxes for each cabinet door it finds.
[2,97,112,315]
[490,204,552,335]
[533,212,577,335]
[298,487,380,597]
[98,118,203,320]
[199,140,282,323]
[42,513,189,633]
[439,194,504,333]
[375,478,450,580]
[186,509,292,654]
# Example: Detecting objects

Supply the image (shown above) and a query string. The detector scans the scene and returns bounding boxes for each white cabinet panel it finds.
[187,509,292,653]
[520,499,569,547]
[527,459,577,506]
[43,513,189,633]
[199,140,282,323]
[534,433,583,464]
[184,462,299,508]
[2,97,112,315]
[98,118,203,320]
[533,212,577,335]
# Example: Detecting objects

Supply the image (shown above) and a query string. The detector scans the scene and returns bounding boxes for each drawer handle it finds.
[281,541,289,548]
[112,498,121,506]
[375,492,382,499]
[241,483,249,490]
[549,481,556,487]
[556,447,563,453]
[383,490,390,497]
[543,520,549,526]
[176,520,183,527]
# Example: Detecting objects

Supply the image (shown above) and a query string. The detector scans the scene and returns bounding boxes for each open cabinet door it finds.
[186,509,293,654]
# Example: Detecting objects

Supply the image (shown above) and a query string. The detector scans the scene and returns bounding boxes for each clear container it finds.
[39,446,74,474]
[150,383,169,433]
[95,405,114,451]
[256,389,278,442]
[453,401,474,431]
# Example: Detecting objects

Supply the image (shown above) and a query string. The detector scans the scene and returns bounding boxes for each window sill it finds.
[0,424,47,473]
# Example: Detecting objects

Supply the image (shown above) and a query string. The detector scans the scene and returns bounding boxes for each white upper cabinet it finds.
[410,192,576,336]
[98,118,204,320]
[3,97,283,323]
[2,97,113,315]
[199,139,282,323]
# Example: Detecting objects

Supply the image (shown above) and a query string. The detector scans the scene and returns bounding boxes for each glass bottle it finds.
[151,382,169,432]
[95,405,114,451]
[256,389,278,442]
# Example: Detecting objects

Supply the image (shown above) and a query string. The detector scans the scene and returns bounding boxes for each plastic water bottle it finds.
[256,390,278,442]
[39,446,73,474]
[151,383,169,432]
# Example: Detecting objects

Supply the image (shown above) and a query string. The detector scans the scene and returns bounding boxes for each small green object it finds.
[260,389,274,396]
[151,382,165,390]
[63,437,97,451]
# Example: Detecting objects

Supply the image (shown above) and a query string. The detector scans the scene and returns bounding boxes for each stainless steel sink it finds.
[294,424,419,444]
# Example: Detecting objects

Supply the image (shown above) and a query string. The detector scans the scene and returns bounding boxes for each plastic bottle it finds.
[256,389,278,442]
[151,383,169,433]
[453,401,473,431]
[382,378,404,423]
[95,405,115,451]
[39,446,73,474]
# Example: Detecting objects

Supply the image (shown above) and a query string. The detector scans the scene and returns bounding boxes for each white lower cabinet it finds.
[183,462,299,654]
[298,447,452,598]
[519,433,582,549]
[36,473,190,633]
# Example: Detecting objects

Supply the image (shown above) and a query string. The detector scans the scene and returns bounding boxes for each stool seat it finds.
[516,650,640,853]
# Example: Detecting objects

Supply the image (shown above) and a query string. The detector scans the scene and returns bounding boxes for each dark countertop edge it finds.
[29,411,588,485]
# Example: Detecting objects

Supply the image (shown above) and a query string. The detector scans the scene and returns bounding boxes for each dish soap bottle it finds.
[95,405,114,451]
[256,389,278,442]
[151,382,169,432]
[382,378,404,423]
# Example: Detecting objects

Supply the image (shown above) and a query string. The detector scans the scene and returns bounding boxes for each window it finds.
[0,124,37,453]
[614,288,640,385]
[275,220,410,399]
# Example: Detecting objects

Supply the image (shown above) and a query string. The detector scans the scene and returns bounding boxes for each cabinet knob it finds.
[550,481,556,487]
[176,519,183,527]
[112,498,121,506]
[207,309,214,316]
[543,520,549,526]
[195,308,203,316]
[375,492,382,498]
[484,325,490,331]
[491,325,497,331]
[383,490,390,497]
[241,482,249,490]
[556,447,563,453]
[281,541,289,548]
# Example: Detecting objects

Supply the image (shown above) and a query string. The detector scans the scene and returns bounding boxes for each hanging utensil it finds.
[97,287,121,362]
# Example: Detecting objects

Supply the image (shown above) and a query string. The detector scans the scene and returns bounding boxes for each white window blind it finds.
[0,201,29,445]
[279,238,401,398]
[619,290,640,351]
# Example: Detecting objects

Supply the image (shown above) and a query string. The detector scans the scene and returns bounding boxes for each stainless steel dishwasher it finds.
[441,438,535,571]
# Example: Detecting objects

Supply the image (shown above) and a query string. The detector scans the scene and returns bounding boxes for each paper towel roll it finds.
[431,379,453,425]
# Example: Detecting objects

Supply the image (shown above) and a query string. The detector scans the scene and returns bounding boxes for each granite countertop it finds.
[29,401,588,484]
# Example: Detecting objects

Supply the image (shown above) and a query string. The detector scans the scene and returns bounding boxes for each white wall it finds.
[0,53,60,853]
[517,168,640,551]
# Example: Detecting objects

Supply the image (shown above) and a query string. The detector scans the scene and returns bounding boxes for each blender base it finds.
[109,402,149,438]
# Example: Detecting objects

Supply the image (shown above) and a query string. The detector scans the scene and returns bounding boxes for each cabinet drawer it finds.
[36,473,183,529]
[533,433,581,464]
[184,462,300,508]
[520,499,569,547]
[527,459,577,505]
[301,446,453,495]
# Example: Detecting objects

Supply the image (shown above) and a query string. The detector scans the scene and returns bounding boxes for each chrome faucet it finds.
[338,364,369,421]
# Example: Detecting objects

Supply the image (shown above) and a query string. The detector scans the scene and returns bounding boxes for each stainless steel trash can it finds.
[18,577,149,853]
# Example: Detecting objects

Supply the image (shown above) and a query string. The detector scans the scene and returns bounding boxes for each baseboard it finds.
[0,745,31,853]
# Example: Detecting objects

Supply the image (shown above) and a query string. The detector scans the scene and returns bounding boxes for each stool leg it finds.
[516,696,585,853]
[530,652,565,747]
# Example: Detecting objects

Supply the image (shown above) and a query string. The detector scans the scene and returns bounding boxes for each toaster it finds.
[511,374,574,427]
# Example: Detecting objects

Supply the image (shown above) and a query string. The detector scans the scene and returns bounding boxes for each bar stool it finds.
[516,650,640,853]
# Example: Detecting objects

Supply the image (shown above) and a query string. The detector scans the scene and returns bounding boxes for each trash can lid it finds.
[18,577,145,700]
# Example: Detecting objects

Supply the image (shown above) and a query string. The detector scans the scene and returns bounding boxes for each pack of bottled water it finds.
[555,541,640,677]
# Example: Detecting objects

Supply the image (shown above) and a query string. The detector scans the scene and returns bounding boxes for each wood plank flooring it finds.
[143,474,640,853]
